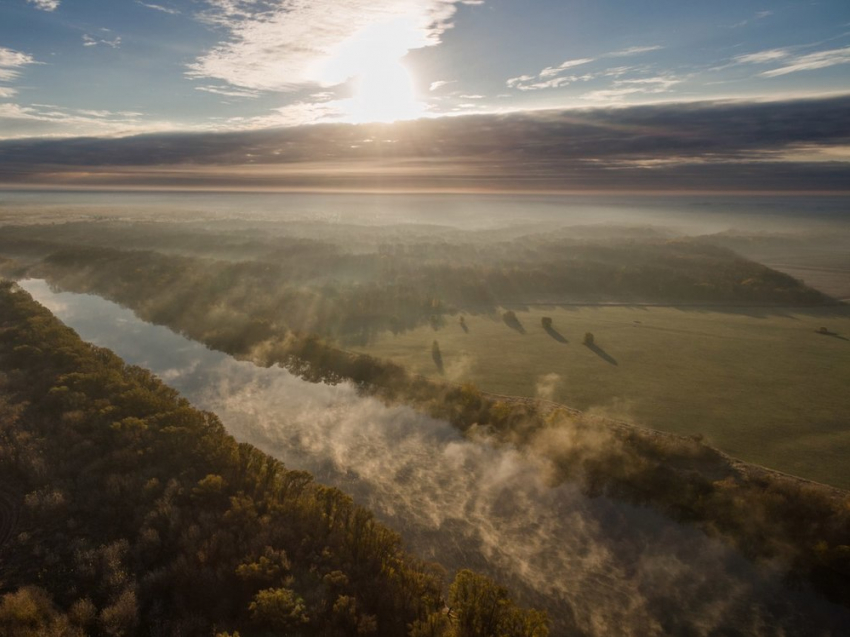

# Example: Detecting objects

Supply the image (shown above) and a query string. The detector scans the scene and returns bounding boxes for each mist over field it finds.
[2,189,849,231]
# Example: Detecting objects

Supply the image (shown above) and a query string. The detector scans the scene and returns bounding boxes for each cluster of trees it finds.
[0,281,548,636]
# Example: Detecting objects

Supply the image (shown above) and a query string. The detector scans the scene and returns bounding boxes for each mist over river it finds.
[18,278,850,636]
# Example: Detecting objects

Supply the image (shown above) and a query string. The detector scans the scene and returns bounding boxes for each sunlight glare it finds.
[319,18,426,123]
[345,60,423,123]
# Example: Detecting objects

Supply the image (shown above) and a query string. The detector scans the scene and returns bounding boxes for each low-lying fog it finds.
[5,191,848,299]
[2,190,849,234]
[19,278,850,636]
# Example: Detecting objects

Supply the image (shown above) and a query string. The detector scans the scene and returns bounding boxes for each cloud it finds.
[582,75,681,102]
[1,95,848,192]
[245,100,348,128]
[731,10,773,28]
[0,47,37,82]
[538,57,595,78]
[75,109,113,118]
[136,1,180,14]
[188,0,483,92]
[602,66,637,78]
[580,87,643,102]
[429,80,454,91]
[608,45,663,57]
[761,46,850,77]
[507,68,595,92]
[26,0,60,11]
[514,75,591,91]
[727,45,850,77]
[195,85,260,98]
[733,49,790,65]
[506,74,535,88]
[0,102,175,139]
[506,47,659,91]
[83,35,122,48]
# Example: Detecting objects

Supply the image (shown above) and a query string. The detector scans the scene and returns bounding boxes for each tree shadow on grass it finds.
[543,324,568,343]
[816,329,849,341]
[431,346,445,374]
[584,342,618,365]
[503,312,526,334]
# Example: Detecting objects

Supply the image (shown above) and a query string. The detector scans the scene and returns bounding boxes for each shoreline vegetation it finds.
[1,223,849,612]
[0,280,549,636]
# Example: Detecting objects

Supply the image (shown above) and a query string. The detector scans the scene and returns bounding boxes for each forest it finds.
[0,281,548,636]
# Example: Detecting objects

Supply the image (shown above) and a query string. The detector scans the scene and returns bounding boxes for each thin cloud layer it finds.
[730,45,850,77]
[730,10,773,29]
[0,47,36,82]
[609,45,663,57]
[136,2,180,15]
[1,95,848,192]
[188,0,483,92]
[506,45,661,92]
[26,0,60,11]
[0,102,173,139]
[82,35,122,49]
[762,45,850,77]
[734,49,790,65]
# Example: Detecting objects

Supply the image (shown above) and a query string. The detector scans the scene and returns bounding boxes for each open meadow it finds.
[354,304,850,489]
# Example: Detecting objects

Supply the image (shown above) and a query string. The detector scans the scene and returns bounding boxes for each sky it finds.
[0,0,849,192]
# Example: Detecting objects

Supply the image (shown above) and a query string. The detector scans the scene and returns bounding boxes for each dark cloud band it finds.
[1,95,848,192]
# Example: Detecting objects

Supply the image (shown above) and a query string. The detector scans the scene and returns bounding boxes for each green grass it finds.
[352,305,850,489]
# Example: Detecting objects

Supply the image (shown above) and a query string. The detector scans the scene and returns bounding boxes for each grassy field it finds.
[352,304,850,489]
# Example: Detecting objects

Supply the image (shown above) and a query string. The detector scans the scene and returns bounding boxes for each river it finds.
[17,278,849,636]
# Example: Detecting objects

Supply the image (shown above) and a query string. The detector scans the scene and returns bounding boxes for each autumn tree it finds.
[448,570,549,637]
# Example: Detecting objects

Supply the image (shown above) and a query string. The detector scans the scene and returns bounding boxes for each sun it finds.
[344,60,424,124]
[318,18,426,124]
